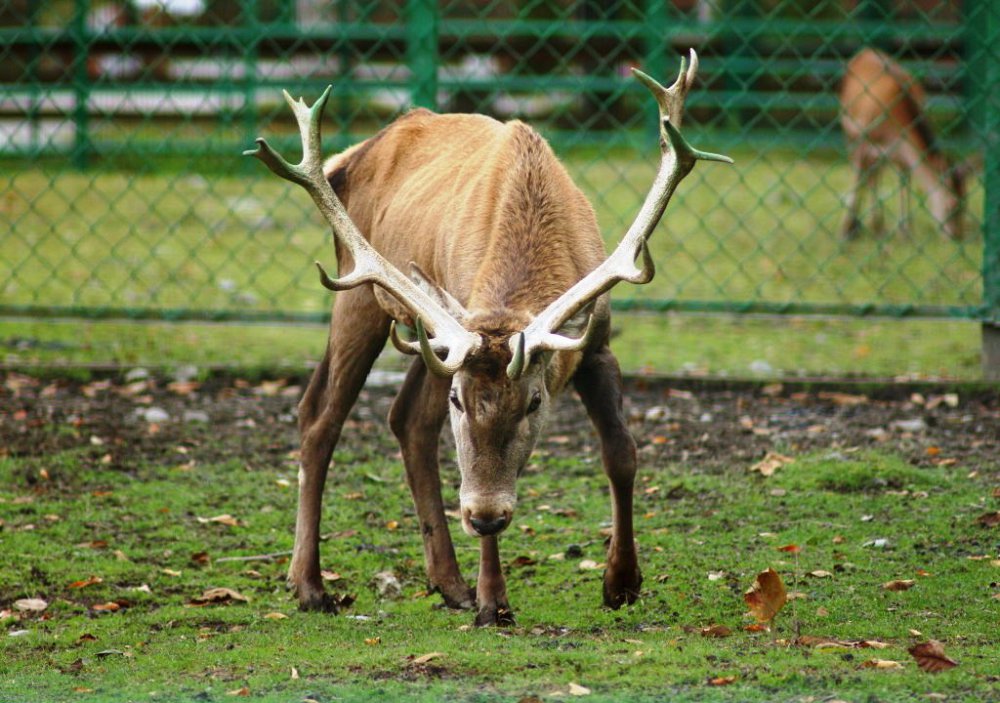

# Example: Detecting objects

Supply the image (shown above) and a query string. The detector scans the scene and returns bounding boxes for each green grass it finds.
[1,145,985,317]
[1,142,988,378]
[0,314,984,380]
[2,437,998,701]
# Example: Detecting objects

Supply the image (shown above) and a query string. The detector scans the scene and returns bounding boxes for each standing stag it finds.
[247,50,730,626]
[840,48,965,240]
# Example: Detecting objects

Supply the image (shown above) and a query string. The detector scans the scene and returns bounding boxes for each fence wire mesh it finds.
[1,1,997,335]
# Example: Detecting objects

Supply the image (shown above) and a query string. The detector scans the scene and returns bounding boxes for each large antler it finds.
[506,49,732,379]
[245,87,481,376]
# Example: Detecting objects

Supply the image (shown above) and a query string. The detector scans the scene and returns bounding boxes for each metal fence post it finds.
[406,0,438,110]
[644,0,669,136]
[242,0,260,172]
[978,0,1000,379]
[70,0,92,169]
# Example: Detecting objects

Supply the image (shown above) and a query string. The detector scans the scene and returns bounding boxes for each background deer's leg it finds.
[289,287,389,611]
[388,360,475,610]
[573,343,642,609]
[898,167,912,237]
[474,534,514,626]
[842,144,867,240]
[868,156,884,235]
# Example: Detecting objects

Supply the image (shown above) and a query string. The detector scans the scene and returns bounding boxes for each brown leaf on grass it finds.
[862,659,904,670]
[410,652,445,665]
[191,552,211,566]
[908,640,958,673]
[882,579,915,591]
[700,625,732,638]
[510,555,537,568]
[14,598,48,613]
[320,570,342,582]
[225,687,250,697]
[567,682,591,696]
[808,570,833,578]
[365,637,381,646]
[77,633,98,643]
[750,452,793,477]
[976,511,1000,528]
[777,544,801,553]
[744,624,770,632]
[68,576,103,589]
[196,514,240,527]
[708,676,737,686]
[91,602,122,612]
[744,568,787,623]
[188,587,249,606]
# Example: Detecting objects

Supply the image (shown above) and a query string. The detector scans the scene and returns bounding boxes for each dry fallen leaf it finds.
[976,511,1000,528]
[197,514,240,527]
[14,598,48,613]
[708,676,737,686]
[68,576,104,589]
[225,687,250,697]
[882,579,915,591]
[908,640,958,673]
[365,637,381,646]
[188,587,249,606]
[567,682,591,696]
[862,659,904,670]
[263,612,288,620]
[411,652,445,665]
[744,568,787,623]
[808,570,833,578]
[700,625,732,638]
[750,452,794,477]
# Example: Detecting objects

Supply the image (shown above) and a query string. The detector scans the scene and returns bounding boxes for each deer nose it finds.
[469,514,508,536]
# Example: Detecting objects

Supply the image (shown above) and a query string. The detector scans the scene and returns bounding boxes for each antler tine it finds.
[247,87,481,377]
[508,50,732,379]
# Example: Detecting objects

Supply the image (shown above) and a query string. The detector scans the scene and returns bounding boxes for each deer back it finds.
[323,109,610,388]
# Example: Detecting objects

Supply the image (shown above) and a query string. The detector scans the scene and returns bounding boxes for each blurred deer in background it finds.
[840,48,966,240]
[247,51,730,626]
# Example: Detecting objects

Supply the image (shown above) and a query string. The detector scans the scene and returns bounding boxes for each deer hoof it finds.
[474,602,516,627]
[439,584,476,611]
[290,580,339,613]
[603,568,642,609]
[297,591,340,613]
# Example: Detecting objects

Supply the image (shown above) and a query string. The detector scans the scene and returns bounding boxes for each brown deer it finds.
[246,50,730,626]
[840,48,965,240]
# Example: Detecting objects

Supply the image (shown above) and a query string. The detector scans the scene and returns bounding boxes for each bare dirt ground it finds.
[2,371,997,476]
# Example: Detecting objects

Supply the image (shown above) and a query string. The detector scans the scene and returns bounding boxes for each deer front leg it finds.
[389,359,475,610]
[289,291,389,612]
[474,535,514,626]
[573,345,642,609]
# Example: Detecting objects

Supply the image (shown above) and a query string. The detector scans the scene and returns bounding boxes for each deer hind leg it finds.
[388,359,475,610]
[897,167,912,238]
[843,143,884,240]
[474,534,514,626]
[289,287,390,612]
[573,344,642,609]
[842,143,867,240]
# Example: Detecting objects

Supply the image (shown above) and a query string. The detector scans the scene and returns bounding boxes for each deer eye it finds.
[526,391,542,415]
[449,389,463,412]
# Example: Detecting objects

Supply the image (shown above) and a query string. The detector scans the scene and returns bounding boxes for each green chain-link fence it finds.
[1,1,998,367]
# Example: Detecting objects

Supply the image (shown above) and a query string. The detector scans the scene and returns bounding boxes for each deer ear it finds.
[409,263,469,322]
